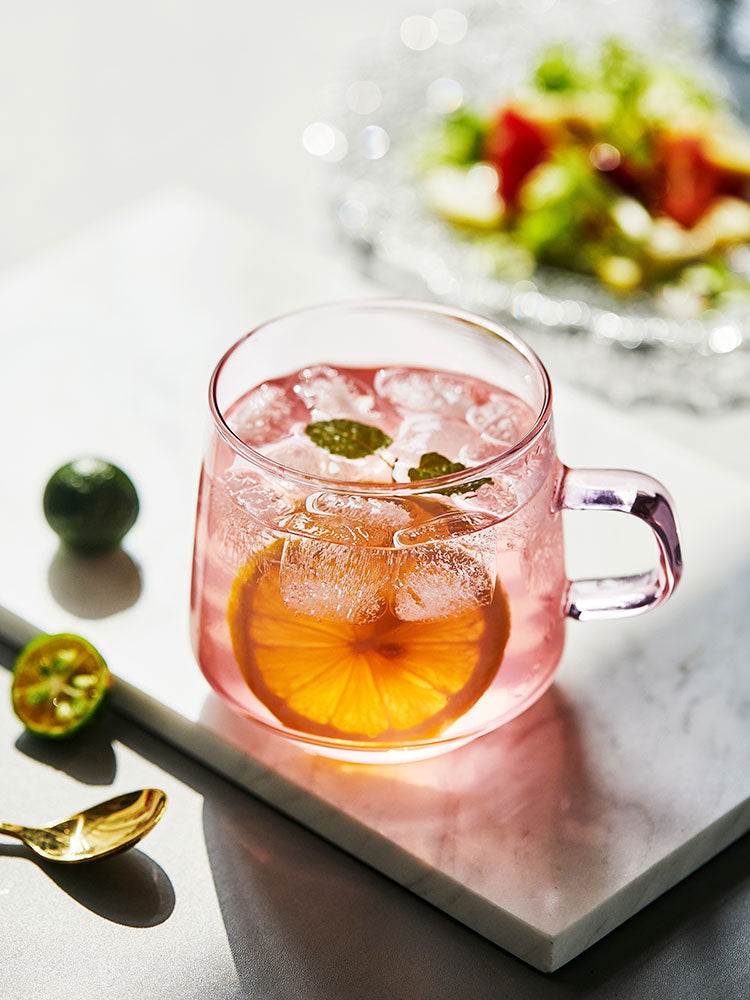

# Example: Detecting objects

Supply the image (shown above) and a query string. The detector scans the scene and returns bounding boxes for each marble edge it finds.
[549,799,750,971]
[0,606,41,651]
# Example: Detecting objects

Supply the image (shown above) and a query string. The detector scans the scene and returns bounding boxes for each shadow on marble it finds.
[197,684,617,944]
[201,813,750,1000]
[0,842,175,927]
[47,544,141,618]
[14,714,117,785]
[106,711,750,998]
[193,687,620,979]
[200,779,509,1000]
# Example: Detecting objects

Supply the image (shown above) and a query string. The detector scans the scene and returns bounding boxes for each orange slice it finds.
[227,546,511,743]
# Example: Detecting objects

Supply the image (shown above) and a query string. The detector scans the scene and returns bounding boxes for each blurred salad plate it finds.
[312,0,750,408]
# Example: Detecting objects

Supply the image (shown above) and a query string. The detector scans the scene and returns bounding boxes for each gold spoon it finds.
[0,789,167,863]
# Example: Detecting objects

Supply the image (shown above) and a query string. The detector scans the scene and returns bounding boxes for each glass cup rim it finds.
[208,298,553,496]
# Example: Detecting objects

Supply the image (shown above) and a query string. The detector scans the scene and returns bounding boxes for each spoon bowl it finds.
[0,789,167,863]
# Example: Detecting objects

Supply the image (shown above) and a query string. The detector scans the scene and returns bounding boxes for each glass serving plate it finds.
[314,0,750,409]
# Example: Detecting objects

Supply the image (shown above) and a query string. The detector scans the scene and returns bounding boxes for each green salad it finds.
[417,40,750,313]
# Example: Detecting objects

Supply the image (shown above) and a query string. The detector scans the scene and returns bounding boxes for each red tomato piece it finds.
[484,109,550,206]
[660,137,719,229]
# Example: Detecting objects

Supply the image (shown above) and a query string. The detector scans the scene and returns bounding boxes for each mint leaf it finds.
[305,419,393,459]
[408,452,492,496]
[408,452,464,479]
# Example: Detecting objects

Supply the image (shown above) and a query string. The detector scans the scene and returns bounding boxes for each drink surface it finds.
[225,364,538,482]
[191,364,566,759]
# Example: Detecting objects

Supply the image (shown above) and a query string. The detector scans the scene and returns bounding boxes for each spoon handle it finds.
[0,823,31,843]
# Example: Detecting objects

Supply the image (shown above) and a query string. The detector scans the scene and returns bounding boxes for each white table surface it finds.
[2,187,750,975]
[1,1,750,996]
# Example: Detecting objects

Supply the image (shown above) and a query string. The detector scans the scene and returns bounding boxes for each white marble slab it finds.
[1,190,749,972]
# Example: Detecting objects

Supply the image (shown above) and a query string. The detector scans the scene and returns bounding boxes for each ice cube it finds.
[294,365,377,420]
[393,509,499,547]
[279,538,395,623]
[303,493,416,545]
[390,413,479,480]
[327,454,395,484]
[208,473,279,565]
[277,501,497,624]
[391,545,493,622]
[264,433,394,484]
[459,475,519,520]
[458,436,512,466]
[276,496,427,622]
[228,384,307,447]
[491,449,557,550]
[466,390,536,449]
[278,507,359,545]
[295,365,402,443]
[222,463,298,523]
[262,435,335,478]
[375,368,480,416]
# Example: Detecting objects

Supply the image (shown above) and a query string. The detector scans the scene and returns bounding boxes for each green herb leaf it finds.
[533,44,585,93]
[305,419,393,459]
[408,452,464,479]
[407,452,492,495]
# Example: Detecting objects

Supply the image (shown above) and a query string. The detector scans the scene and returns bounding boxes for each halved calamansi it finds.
[12,633,110,739]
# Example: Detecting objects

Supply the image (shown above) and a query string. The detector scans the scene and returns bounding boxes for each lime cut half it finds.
[12,633,110,738]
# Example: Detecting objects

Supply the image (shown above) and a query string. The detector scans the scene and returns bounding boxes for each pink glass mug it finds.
[190,300,682,763]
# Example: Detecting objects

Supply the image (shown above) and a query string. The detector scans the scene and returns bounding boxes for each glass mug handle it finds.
[560,467,683,622]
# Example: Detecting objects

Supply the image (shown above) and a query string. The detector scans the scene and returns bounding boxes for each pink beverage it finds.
[191,362,567,761]
[191,303,682,762]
